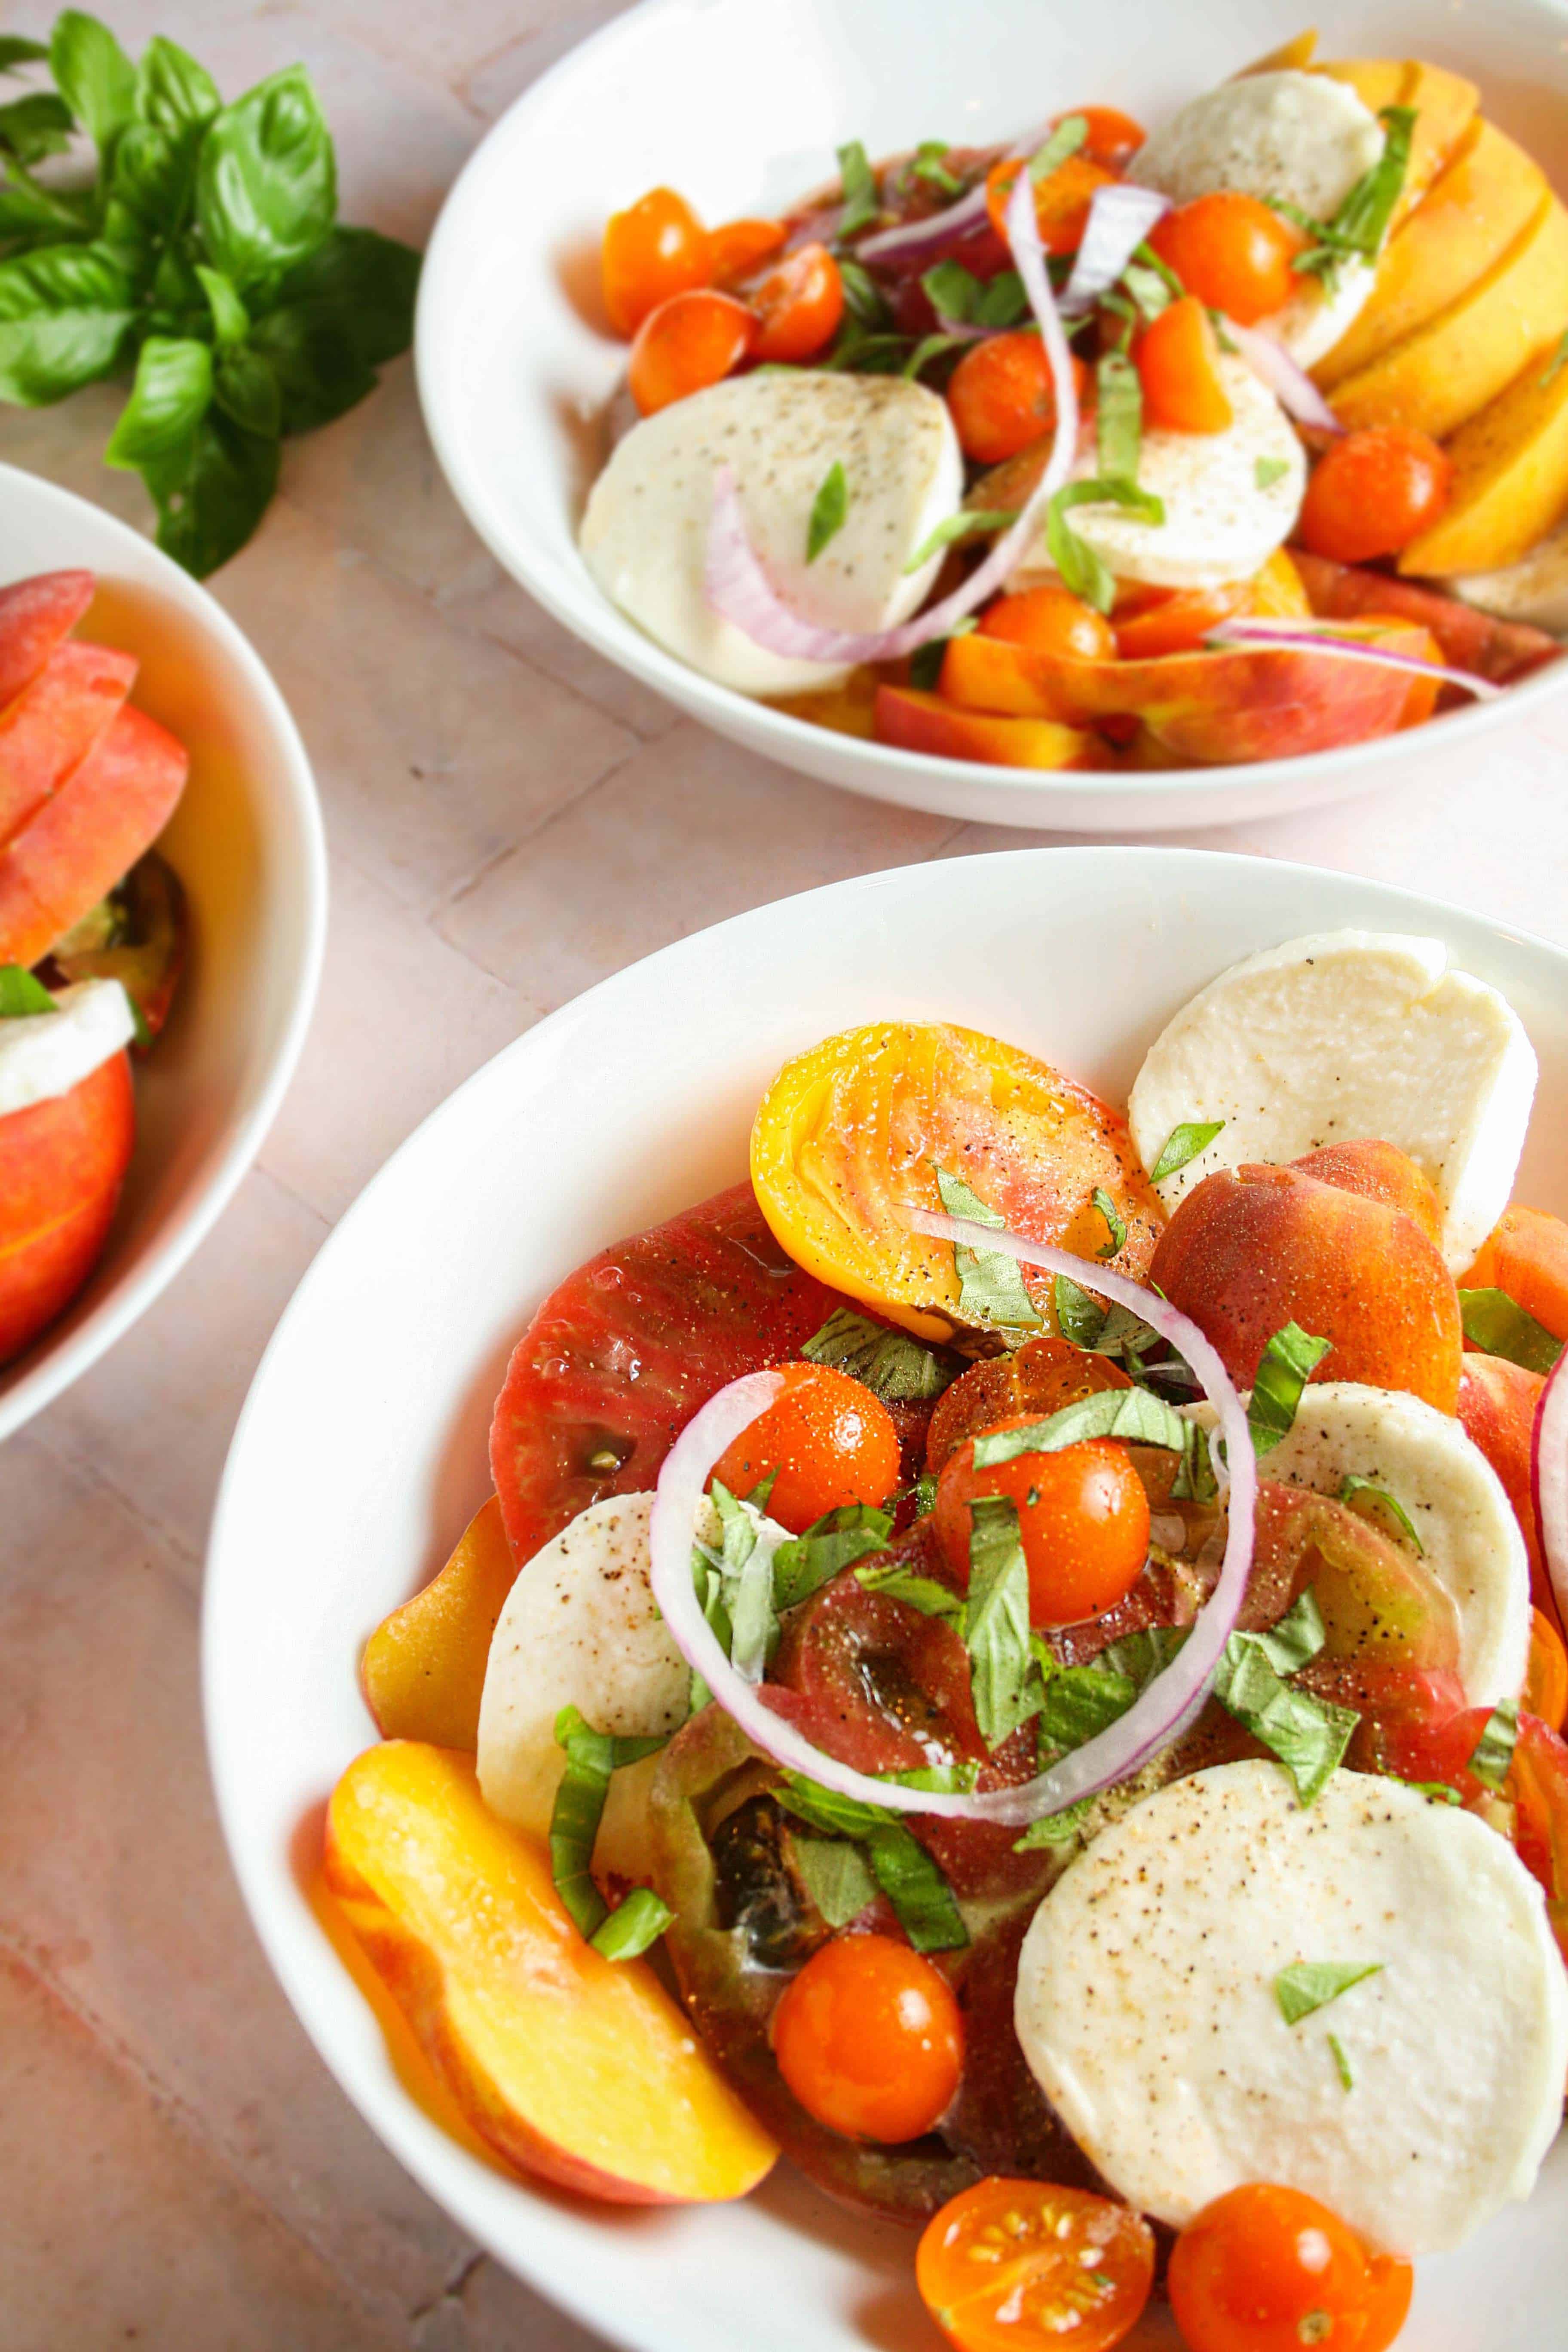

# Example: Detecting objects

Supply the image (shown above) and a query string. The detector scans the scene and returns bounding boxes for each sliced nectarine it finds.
[0,1049,134,1365]
[0,641,136,844]
[361,1497,518,1749]
[0,701,188,967]
[1290,548,1559,682]
[1292,1138,1445,1245]
[1148,1161,1463,1409]
[0,569,94,710]
[873,684,1101,769]
[937,632,1073,718]
[1458,1351,1554,1625]
[323,1742,776,2204]
[1465,1205,1568,1343]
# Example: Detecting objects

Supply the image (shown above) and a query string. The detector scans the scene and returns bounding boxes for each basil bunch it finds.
[0,13,420,575]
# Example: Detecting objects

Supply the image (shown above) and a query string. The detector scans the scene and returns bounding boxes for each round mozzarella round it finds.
[1130,70,1385,220]
[580,371,964,695]
[0,977,135,1119]
[476,1491,688,1878]
[1257,1379,1531,1706]
[1127,929,1538,1273]
[1015,1759,1568,2254]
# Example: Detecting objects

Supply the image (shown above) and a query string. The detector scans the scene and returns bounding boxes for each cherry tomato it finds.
[710,216,786,285]
[712,1360,900,1531]
[917,2177,1155,2352]
[749,240,844,362]
[601,185,713,338]
[979,586,1116,661]
[1298,427,1455,564]
[1168,2184,1413,2352]
[1147,192,1308,325]
[926,1335,1131,1474]
[1112,582,1250,659]
[1526,1607,1568,1732]
[1135,294,1234,434]
[934,1417,1151,1626]
[946,332,1071,464]
[1076,107,1148,172]
[627,288,757,416]
[772,1932,963,2141]
[985,153,1116,254]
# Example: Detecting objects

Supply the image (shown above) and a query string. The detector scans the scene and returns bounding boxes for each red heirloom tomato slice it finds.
[489,1182,851,1568]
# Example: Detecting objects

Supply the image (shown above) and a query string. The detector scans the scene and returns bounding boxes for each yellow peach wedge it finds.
[361,1496,517,1750]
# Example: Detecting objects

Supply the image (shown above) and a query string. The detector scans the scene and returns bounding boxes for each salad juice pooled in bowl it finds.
[579,30,1568,773]
[325,926,1568,2352]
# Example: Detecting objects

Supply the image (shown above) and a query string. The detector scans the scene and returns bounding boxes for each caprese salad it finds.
[578,31,1568,771]
[327,929,1568,2352]
[0,569,189,1369]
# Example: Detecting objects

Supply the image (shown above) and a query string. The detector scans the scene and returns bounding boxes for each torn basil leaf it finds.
[1400,1779,1461,1805]
[1468,1698,1519,1792]
[1458,1287,1563,1375]
[1274,1957,1383,2027]
[965,1495,1041,1748]
[907,614,976,689]
[912,140,964,198]
[1255,455,1291,491]
[807,459,850,562]
[1095,349,1142,488]
[1092,1185,1127,1259]
[802,1305,956,1402]
[591,1885,673,1962]
[1248,1321,1332,1455]
[854,1559,967,1622]
[971,1384,1191,1467]
[1248,1586,1327,1678]
[884,1760,980,1795]
[1013,1795,1096,1849]
[549,1705,670,1939]
[1037,1662,1137,1761]
[836,139,880,236]
[1338,1474,1424,1554]
[1098,1624,1189,1688]
[903,330,978,381]
[935,1163,1042,1331]
[789,1831,877,1927]
[1121,260,1173,323]
[1328,2032,1354,2091]
[1149,1118,1225,1183]
[1213,1633,1356,1805]
[772,1501,896,1611]
[0,964,55,1016]
[1047,477,1167,616]
[1029,114,1088,183]
[775,1773,968,1951]
[903,505,1020,574]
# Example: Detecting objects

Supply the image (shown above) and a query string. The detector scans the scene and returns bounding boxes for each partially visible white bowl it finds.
[416,0,1568,832]
[0,462,326,1442]
[207,845,1567,2352]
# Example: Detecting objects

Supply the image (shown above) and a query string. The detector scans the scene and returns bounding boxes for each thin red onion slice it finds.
[1228,322,1345,434]
[855,121,1048,266]
[932,314,991,342]
[648,1227,1255,1829]
[1207,616,1504,701]
[1532,1351,1568,1629]
[703,162,1078,667]
[1060,182,1170,310]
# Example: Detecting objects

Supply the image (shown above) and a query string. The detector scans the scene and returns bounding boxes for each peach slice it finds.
[0,641,137,844]
[323,1741,777,2204]
[362,1497,518,1749]
[1457,1351,1554,1626]
[1464,1204,1568,1342]
[0,569,94,710]
[0,1050,134,1366]
[874,684,1100,769]
[1290,548,1559,682]
[1293,1138,1445,1245]
[0,702,187,967]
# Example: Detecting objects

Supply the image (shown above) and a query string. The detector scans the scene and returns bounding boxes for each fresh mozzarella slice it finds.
[1448,519,1568,637]
[476,1491,688,1878]
[579,371,964,695]
[1127,930,1537,1272]
[1260,1380,1530,1705]
[1015,1759,1568,2254]
[0,977,135,1118]
[1271,256,1377,368]
[1130,70,1385,220]
[1008,357,1304,593]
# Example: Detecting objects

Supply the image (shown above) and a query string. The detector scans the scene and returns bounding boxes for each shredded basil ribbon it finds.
[836,138,880,237]
[1338,1474,1424,1554]
[1256,455,1291,491]
[0,964,55,1016]
[1328,2033,1355,2091]
[1092,1185,1127,1259]
[1468,1698,1520,1792]
[1095,349,1142,486]
[772,1501,894,1611]
[776,1773,968,1951]
[965,1495,1041,1748]
[912,140,964,198]
[1149,1118,1225,1184]
[806,460,850,562]
[1274,105,1415,283]
[590,1885,674,1962]
[972,1385,1192,1467]
[1213,1589,1357,1804]
[903,505,1020,575]
[1028,113,1088,184]
[1047,478,1166,616]
[549,1706,669,1944]
[1248,1321,1332,1455]
[1458,1288,1563,1375]
[934,1163,1041,1330]
[920,258,1028,328]
[1275,1957,1384,2026]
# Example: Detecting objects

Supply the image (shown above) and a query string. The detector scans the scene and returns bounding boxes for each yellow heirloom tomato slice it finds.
[750,1021,1164,1341]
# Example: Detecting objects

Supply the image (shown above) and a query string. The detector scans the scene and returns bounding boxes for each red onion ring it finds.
[1228,322,1345,435]
[647,1227,1256,1828]
[1532,1351,1568,1629]
[854,121,1049,266]
[1206,616,1504,701]
[1060,182,1171,310]
[703,162,1078,667]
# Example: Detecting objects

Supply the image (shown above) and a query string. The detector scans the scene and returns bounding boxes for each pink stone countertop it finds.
[4,5,1568,2346]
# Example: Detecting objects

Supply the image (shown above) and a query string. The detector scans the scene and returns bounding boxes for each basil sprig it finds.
[835,139,880,238]
[0,12,418,576]
[776,1772,968,1951]
[1272,104,1415,285]
[1458,1287,1562,1375]
[549,1706,670,1946]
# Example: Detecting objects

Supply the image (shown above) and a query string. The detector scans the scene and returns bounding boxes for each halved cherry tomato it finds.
[1526,1607,1568,1733]
[749,240,844,362]
[985,153,1115,254]
[947,335,1081,465]
[627,288,757,415]
[979,586,1116,662]
[1075,106,1147,172]
[1112,582,1250,659]
[934,1417,1152,1626]
[601,185,713,337]
[918,2177,1155,2352]
[713,1360,900,1531]
[1147,191,1308,325]
[1169,2184,1413,2352]
[773,1932,963,2142]
[710,215,786,285]
[1135,295,1233,433]
[1299,428,1454,564]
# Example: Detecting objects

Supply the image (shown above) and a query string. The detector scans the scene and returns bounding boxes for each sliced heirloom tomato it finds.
[918,2178,1156,2352]
[0,1048,134,1365]
[489,1182,852,1568]
[749,1020,1164,1341]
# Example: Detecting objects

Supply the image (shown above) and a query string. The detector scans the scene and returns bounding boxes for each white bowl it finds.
[207,845,1567,2352]
[0,463,326,1442]
[416,0,1568,835]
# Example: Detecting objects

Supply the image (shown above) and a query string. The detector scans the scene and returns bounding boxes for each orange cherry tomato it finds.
[773,1932,963,2142]
[601,185,713,338]
[1135,294,1234,434]
[1147,191,1308,326]
[710,216,787,286]
[980,586,1116,661]
[985,152,1116,255]
[627,287,757,415]
[749,239,844,362]
[1527,1608,1568,1732]
[712,1360,900,1532]
[946,333,1075,464]
[933,1417,1151,1626]
[1112,582,1250,658]
[1168,2184,1414,2352]
[917,2177,1156,2352]
[1075,107,1148,173]
[1298,427,1455,564]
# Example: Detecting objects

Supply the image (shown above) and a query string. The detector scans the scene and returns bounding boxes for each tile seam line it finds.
[434,737,644,919]
[23,1417,204,1590]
